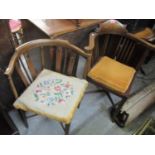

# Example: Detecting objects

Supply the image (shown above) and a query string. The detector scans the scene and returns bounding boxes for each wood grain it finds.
[28,19,105,38]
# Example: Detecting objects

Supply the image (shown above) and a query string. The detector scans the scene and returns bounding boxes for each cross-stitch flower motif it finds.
[33,78,74,106]
[64,82,71,88]
[58,99,65,104]
[54,86,61,91]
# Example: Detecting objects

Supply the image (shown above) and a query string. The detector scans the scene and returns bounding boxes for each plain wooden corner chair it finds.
[5,39,91,134]
[84,20,155,127]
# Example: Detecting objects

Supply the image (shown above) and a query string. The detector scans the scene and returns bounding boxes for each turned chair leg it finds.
[18,110,28,128]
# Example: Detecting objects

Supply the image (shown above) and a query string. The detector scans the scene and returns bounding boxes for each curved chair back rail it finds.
[5,39,91,75]
[85,31,155,70]
[5,39,91,99]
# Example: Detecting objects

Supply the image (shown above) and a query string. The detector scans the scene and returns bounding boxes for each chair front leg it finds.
[64,124,71,135]
[60,122,71,135]
[105,92,116,108]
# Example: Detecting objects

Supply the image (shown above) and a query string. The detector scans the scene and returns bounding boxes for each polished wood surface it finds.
[133,27,155,42]
[28,19,105,38]
[5,39,91,79]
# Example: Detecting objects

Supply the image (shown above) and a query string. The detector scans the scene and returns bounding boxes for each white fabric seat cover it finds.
[14,69,88,124]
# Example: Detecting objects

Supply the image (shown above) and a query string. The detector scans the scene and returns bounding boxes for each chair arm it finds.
[84,32,98,54]
[128,33,155,51]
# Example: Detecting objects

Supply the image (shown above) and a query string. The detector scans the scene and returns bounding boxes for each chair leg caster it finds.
[110,107,129,128]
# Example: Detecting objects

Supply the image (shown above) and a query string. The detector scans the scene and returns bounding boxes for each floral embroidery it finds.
[33,78,74,106]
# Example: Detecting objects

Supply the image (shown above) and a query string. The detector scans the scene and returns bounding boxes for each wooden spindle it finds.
[101,35,110,56]
[120,39,130,62]
[8,75,18,99]
[40,46,45,70]
[18,56,32,83]
[72,55,79,76]
[55,47,63,73]
[117,37,127,60]
[62,48,68,74]
[114,36,123,57]
[66,52,76,75]
[123,40,132,62]
[126,43,135,63]
[24,53,38,80]
[15,61,29,87]
[49,47,56,70]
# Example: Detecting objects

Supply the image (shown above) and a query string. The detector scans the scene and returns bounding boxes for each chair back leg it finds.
[110,97,128,127]
[18,110,28,128]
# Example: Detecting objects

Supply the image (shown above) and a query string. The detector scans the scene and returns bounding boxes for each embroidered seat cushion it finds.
[88,56,136,94]
[14,69,88,124]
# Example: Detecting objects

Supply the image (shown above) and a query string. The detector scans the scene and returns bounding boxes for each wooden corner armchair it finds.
[5,39,91,134]
[84,20,155,127]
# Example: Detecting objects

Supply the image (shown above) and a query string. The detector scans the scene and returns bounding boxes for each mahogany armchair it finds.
[85,20,155,127]
[5,39,91,134]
